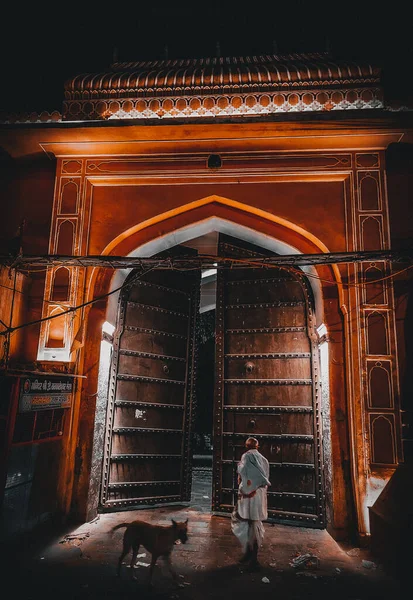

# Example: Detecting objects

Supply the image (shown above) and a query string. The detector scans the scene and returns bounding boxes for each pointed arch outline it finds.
[102,195,337,259]
[86,195,344,324]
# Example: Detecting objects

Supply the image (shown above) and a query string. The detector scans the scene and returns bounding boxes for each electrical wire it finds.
[1,256,412,338]
[0,264,159,338]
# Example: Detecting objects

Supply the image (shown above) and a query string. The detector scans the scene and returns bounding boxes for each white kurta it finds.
[231,449,271,550]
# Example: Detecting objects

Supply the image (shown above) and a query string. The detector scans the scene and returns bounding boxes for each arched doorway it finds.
[98,231,326,528]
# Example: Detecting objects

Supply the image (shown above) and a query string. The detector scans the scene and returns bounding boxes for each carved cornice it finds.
[1,54,413,125]
[63,88,384,121]
[62,53,385,121]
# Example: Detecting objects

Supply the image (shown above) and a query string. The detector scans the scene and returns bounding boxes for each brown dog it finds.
[111,518,188,584]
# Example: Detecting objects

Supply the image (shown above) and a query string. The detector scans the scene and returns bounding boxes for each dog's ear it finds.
[172,519,177,527]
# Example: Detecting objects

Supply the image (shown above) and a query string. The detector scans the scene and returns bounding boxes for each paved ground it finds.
[1,469,403,599]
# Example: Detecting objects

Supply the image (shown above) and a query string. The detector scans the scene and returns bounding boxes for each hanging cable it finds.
[1,257,412,339]
[0,264,158,338]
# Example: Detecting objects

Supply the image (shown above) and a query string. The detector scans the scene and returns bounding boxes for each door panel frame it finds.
[212,236,325,527]
[100,265,200,510]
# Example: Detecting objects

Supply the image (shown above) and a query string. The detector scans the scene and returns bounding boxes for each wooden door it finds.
[100,251,200,510]
[213,235,325,527]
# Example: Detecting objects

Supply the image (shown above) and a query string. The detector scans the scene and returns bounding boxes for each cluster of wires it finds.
[1,256,412,362]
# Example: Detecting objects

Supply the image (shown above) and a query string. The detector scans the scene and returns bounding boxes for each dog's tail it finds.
[110,523,130,535]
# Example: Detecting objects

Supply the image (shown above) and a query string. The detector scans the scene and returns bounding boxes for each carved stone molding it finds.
[62,89,384,121]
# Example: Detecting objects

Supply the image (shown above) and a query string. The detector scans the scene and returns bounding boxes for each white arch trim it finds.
[106,217,324,325]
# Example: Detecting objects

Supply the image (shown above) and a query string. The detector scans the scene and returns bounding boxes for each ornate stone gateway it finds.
[213,235,324,527]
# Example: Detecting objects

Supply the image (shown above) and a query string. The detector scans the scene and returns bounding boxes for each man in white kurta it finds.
[231,437,271,568]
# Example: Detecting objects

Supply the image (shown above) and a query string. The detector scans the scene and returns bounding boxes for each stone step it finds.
[192,454,213,469]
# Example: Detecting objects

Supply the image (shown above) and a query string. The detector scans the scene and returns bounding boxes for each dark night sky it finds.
[1,1,412,114]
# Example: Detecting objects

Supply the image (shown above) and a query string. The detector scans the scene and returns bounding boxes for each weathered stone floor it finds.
[1,469,402,599]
